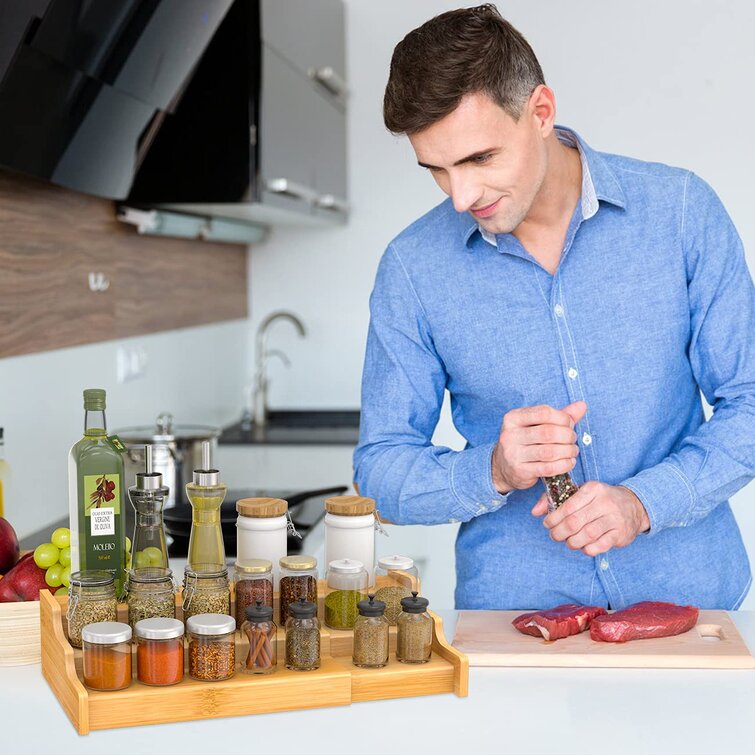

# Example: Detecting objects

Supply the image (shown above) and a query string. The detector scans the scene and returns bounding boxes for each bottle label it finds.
[83,473,121,568]
[107,435,126,453]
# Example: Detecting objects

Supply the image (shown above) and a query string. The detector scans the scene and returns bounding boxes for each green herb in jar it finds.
[127,592,175,629]
[67,598,118,648]
[324,589,362,629]
[373,585,411,625]
[285,625,320,671]
[183,591,230,624]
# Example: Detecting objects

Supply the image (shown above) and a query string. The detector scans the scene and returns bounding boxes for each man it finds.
[353,5,755,610]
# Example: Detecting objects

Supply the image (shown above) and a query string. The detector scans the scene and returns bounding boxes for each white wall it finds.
[0,321,250,539]
[248,1,755,606]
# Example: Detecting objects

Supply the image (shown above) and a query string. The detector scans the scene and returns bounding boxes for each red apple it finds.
[0,551,51,601]
[0,517,20,574]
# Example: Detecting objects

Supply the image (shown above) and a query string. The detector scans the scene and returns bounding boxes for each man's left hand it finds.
[531,481,651,557]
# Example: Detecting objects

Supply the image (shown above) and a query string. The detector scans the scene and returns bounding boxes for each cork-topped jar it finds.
[236,497,288,589]
[324,495,377,586]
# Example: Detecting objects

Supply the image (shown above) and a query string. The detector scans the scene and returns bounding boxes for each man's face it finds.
[408,91,548,235]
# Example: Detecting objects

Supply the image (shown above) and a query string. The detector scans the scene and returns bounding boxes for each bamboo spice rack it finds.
[40,585,468,735]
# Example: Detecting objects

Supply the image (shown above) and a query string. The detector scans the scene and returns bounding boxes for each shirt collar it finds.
[463,126,627,249]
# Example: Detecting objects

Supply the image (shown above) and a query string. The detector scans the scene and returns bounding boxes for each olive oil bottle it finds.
[68,389,127,596]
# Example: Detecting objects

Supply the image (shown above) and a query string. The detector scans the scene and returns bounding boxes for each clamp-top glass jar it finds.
[67,570,118,649]
[374,555,419,625]
[126,566,175,630]
[324,559,368,629]
[285,598,320,671]
[279,555,318,625]
[233,559,273,630]
[396,591,432,664]
[182,566,230,625]
[353,594,389,668]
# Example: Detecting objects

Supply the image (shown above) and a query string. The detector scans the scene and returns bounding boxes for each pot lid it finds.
[116,412,220,443]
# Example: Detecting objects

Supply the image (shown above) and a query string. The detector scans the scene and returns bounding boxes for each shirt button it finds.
[600,559,609,571]
[567,368,578,379]
[582,432,592,445]
[554,304,564,317]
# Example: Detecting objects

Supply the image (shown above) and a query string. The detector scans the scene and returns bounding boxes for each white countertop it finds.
[2,611,754,755]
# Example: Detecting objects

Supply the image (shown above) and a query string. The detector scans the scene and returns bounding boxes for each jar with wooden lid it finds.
[186,613,236,681]
[126,566,175,630]
[236,497,289,589]
[396,592,432,664]
[285,598,320,671]
[66,570,118,649]
[353,594,389,668]
[324,495,377,586]
[135,617,184,686]
[279,555,318,625]
[81,621,132,691]
[374,555,419,625]
[182,566,230,625]
[233,559,273,630]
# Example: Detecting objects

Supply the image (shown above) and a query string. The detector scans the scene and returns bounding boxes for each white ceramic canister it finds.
[324,496,377,586]
[236,497,289,589]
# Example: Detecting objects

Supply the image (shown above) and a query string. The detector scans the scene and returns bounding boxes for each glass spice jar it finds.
[186,613,236,681]
[374,555,418,625]
[182,566,230,625]
[279,555,318,625]
[135,617,184,686]
[396,591,432,664]
[233,559,273,631]
[126,567,175,630]
[241,600,277,675]
[66,570,118,649]
[324,559,368,630]
[353,594,389,668]
[81,621,133,691]
[285,598,320,671]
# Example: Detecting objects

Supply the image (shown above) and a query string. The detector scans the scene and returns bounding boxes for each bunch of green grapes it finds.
[33,527,72,595]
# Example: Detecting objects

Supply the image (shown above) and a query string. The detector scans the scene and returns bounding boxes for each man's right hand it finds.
[491,401,587,494]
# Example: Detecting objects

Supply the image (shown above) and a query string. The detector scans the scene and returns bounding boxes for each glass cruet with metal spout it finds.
[129,445,170,569]
[186,441,227,572]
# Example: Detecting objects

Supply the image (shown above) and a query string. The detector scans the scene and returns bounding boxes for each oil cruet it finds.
[129,445,170,569]
[186,441,227,572]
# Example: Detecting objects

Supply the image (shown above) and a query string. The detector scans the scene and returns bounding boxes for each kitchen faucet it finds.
[243,310,307,429]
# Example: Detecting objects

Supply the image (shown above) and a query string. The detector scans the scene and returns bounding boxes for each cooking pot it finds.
[115,412,220,509]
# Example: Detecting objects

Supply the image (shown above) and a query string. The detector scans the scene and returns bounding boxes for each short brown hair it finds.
[383,4,545,135]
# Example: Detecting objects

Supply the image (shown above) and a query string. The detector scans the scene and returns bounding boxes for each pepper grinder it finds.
[129,445,170,569]
[186,440,227,572]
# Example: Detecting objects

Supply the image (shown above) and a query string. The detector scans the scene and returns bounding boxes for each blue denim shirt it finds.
[354,127,755,610]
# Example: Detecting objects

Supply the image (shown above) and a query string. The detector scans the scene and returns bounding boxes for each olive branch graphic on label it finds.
[87,474,116,510]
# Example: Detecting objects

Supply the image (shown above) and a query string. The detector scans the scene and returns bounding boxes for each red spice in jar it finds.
[235,576,274,629]
[136,637,184,686]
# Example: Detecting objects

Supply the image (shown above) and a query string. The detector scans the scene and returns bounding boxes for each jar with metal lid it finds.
[66,570,118,649]
[82,621,132,691]
[241,600,277,675]
[324,495,377,586]
[324,559,368,630]
[374,555,419,625]
[285,598,320,671]
[279,555,318,625]
[396,591,432,664]
[236,497,289,589]
[353,594,389,668]
[126,566,175,630]
[182,566,230,625]
[186,613,236,681]
[233,559,273,630]
[135,617,184,686]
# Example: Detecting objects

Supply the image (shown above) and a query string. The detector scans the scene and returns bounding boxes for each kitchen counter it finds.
[1,611,753,753]
[220,410,360,446]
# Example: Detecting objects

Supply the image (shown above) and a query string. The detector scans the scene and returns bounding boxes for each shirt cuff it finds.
[620,461,698,535]
[449,441,510,521]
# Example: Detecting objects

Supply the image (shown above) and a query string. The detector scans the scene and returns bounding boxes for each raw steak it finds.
[512,604,607,641]
[590,601,699,643]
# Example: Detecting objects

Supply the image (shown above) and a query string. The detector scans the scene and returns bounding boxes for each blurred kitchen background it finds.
[0,0,753,609]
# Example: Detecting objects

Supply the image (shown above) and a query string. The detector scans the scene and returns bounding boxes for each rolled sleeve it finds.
[450,441,510,520]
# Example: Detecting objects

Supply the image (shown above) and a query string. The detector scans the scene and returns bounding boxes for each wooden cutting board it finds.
[453,610,755,669]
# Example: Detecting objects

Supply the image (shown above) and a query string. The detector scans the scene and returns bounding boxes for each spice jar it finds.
[279,555,318,625]
[182,566,230,625]
[396,591,432,664]
[285,598,320,671]
[67,570,118,649]
[374,555,419,625]
[353,594,389,668]
[126,567,175,630]
[233,559,273,631]
[236,497,289,589]
[186,613,236,681]
[81,621,132,691]
[324,495,377,586]
[324,559,368,630]
[135,617,184,686]
[241,600,277,675]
